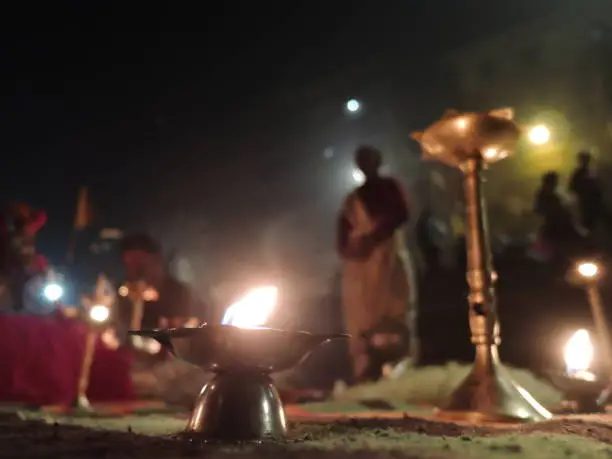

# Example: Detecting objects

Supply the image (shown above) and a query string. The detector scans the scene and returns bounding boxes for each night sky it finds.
[1,1,561,296]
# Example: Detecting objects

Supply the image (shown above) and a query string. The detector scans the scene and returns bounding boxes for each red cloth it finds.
[0,314,135,406]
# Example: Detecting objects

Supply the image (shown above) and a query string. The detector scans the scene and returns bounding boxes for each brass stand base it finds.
[185,371,287,441]
[441,355,552,422]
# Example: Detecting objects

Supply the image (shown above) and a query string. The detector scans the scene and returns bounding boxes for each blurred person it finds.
[115,233,207,402]
[534,171,582,260]
[415,208,441,272]
[450,202,466,268]
[569,151,607,234]
[336,145,415,383]
[0,202,47,311]
[7,202,47,272]
[116,233,203,334]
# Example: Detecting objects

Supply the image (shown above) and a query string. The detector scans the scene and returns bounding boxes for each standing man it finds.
[569,151,607,235]
[337,145,416,382]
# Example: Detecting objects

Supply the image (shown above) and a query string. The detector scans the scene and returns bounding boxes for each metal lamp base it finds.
[438,346,552,423]
[548,373,607,414]
[185,370,287,441]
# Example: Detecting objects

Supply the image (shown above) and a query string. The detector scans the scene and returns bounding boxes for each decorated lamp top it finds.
[411,108,521,168]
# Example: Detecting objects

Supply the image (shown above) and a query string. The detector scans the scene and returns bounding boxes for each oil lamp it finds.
[130,285,348,441]
[567,261,612,374]
[73,274,115,410]
[412,109,551,422]
[548,329,606,413]
[566,261,612,405]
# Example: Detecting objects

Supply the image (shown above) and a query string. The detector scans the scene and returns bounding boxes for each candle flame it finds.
[564,329,593,375]
[221,286,278,329]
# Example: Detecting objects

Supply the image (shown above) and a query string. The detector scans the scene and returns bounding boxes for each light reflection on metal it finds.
[412,109,551,422]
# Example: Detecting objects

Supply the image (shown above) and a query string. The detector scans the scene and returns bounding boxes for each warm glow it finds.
[564,329,594,378]
[483,147,499,160]
[221,286,278,329]
[100,329,120,350]
[89,304,110,323]
[142,287,159,301]
[577,262,599,279]
[528,124,551,145]
[118,285,129,297]
[454,117,468,131]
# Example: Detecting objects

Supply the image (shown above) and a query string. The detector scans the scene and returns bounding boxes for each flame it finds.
[564,329,594,375]
[221,286,278,329]
[577,262,599,278]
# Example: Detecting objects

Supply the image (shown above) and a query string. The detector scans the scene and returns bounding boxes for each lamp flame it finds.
[89,304,110,323]
[221,286,278,329]
[564,329,595,380]
[577,262,599,279]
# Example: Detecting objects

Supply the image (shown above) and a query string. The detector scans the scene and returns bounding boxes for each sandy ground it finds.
[8,410,612,459]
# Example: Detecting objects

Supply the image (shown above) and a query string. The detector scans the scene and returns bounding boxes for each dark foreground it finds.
[6,411,612,459]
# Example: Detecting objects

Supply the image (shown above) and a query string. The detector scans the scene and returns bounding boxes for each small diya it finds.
[130,286,348,441]
[548,329,608,413]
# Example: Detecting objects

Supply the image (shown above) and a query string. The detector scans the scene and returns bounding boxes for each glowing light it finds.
[564,329,595,380]
[577,262,599,279]
[118,285,129,297]
[89,304,110,323]
[483,147,499,160]
[455,117,469,131]
[346,99,361,113]
[352,168,365,185]
[221,286,278,329]
[142,288,159,301]
[528,124,551,145]
[43,283,64,302]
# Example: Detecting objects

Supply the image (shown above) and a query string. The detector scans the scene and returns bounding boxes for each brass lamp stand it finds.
[412,109,551,422]
[74,274,114,411]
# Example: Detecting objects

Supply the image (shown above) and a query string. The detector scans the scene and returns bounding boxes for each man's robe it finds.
[339,178,415,378]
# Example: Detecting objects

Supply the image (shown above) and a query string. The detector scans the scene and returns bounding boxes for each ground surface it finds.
[330,361,563,408]
[0,363,603,458]
[8,409,612,459]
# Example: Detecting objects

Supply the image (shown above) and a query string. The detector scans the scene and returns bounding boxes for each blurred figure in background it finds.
[415,208,441,273]
[116,233,207,404]
[450,202,466,269]
[337,145,416,383]
[117,233,203,333]
[534,171,582,261]
[569,151,608,236]
[0,202,47,311]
